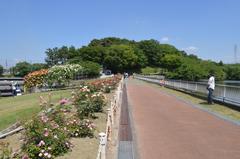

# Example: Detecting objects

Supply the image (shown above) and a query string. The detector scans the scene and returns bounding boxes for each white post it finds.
[98,132,107,159]
[223,86,226,102]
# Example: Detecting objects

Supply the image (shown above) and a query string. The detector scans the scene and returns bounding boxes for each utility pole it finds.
[5,59,8,69]
[234,44,238,63]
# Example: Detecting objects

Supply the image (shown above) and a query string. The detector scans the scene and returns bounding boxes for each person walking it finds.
[11,82,17,96]
[207,74,215,104]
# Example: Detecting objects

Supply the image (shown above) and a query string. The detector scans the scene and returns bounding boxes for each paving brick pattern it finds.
[127,79,240,159]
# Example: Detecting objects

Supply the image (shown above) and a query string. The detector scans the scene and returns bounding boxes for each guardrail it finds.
[135,75,240,107]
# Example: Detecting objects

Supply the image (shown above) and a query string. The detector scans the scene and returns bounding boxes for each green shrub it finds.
[141,67,161,75]
[103,86,111,93]
[90,93,106,112]
[67,119,95,138]
[76,100,95,119]
[81,61,101,77]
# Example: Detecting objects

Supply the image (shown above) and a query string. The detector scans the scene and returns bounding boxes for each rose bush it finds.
[24,69,48,88]
[21,93,96,158]
[22,115,70,159]
[73,85,106,119]
[88,74,122,93]
[47,64,83,86]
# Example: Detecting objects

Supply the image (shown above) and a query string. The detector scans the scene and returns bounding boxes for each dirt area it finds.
[0,132,23,153]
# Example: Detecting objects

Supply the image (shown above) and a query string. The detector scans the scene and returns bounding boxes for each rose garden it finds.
[0,64,122,159]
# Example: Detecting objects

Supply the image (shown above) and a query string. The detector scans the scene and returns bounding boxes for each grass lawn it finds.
[135,79,240,121]
[0,89,73,131]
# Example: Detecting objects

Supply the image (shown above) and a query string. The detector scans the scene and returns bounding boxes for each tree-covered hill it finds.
[9,37,240,81]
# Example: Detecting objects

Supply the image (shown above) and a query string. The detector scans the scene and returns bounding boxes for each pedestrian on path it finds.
[207,73,215,104]
[124,72,128,79]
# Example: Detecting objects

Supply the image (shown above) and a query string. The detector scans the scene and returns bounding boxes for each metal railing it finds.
[135,75,240,107]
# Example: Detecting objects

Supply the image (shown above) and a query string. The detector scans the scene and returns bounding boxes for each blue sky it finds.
[0,0,240,67]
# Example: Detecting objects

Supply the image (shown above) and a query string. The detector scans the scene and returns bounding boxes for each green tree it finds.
[218,60,224,66]
[31,63,48,71]
[13,62,32,77]
[0,65,3,76]
[103,45,138,73]
[158,44,180,55]
[141,67,162,75]
[58,46,69,64]
[200,60,226,81]
[160,54,183,71]
[224,64,240,80]
[81,61,101,77]
[137,39,162,66]
[78,46,106,64]
[45,47,59,66]
[68,46,79,59]
[45,46,79,66]
[89,37,134,47]
[175,62,205,81]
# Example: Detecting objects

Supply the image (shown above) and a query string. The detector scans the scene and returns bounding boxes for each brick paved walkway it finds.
[126,79,240,159]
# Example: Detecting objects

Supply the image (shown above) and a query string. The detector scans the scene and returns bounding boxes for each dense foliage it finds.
[11,62,47,77]
[0,65,3,76]
[68,61,101,78]
[7,37,238,81]
[140,67,162,75]
[47,64,83,86]
[224,64,240,80]
[24,69,48,88]
[42,37,235,81]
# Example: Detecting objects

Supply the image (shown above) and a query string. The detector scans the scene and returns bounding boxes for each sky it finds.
[0,0,240,67]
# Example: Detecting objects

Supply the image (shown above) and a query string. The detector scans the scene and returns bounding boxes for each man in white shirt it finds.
[207,74,215,104]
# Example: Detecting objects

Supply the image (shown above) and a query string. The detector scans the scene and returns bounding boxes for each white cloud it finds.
[183,46,199,54]
[160,37,169,43]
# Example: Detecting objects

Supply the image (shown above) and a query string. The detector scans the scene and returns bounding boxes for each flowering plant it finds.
[47,64,83,86]
[66,118,95,138]
[11,76,122,158]
[89,92,106,112]
[24,69,48,88]
[22,112,70,159]
[73,85,106,119]
[88,74,122,93]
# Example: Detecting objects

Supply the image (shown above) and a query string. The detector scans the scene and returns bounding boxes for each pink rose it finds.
[37,140,45,147]
[44,128,49,137]
[59,98,68,105]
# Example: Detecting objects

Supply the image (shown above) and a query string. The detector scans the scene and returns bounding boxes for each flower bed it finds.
[24,64,84,91]
[88,74,122,93]
[0,75,122,159]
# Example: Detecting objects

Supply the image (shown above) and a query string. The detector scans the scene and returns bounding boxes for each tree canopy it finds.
[11,62,47,77]
[36,36,239,81]
[0,65,3,76]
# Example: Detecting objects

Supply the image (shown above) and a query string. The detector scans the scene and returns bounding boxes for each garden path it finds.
[126,79,240,159]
